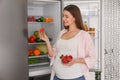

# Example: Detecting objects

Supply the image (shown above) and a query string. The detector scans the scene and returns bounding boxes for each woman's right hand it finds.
[39,32,49,42]
[39,32,54,57]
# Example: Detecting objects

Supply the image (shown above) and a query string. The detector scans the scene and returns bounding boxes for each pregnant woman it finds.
[39,4,96,80]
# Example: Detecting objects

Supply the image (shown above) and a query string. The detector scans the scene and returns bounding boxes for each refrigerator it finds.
[0,0,102,80]
[28,0,103,80]
[27,0,62,79]
[27,0,103,80]
[0,0,28,80]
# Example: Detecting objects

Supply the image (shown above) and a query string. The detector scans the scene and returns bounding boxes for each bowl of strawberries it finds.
[60,54,73,64]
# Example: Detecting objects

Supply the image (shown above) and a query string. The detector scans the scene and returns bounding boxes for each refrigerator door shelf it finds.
[29,66,51,77]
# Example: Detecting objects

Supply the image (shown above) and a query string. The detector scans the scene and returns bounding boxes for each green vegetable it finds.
[28,58,40,64]
[30,53,34,56]
[36,37,42,42]
[40,17,45,22]
[40,52,44,55]
[36,18,41,22]
[36,17,45,22]
[34,31,39,37]
[35,44,48,55]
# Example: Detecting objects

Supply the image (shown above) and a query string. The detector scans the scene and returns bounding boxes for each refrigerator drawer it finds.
[29,66,51,77]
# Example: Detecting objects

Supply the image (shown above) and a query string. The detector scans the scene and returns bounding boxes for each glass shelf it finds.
[28,22,54,24]
[28,55,48,59]
[28,42,46,45]
[29,62,50,67]
[28,56,50,67]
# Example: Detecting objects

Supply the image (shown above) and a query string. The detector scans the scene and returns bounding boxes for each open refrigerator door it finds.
[27,0,61,78]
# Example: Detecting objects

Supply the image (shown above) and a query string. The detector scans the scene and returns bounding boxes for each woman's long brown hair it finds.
[63,4,84,30]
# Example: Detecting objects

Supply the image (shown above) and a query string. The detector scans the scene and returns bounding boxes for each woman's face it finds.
[62,10,75,26]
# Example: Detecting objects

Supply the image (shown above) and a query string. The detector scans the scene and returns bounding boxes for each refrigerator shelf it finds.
[29,54,48,58]
[29,62,50,67]
[29,65,51,77]
[28,22,54,24]
[28,42,46,45]
[29,0,60,5]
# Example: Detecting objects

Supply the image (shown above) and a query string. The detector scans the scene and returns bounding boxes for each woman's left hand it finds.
[62,58,86,66]
[62,59,75,66]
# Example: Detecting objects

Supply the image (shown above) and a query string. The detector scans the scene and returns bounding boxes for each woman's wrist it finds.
[74,58,86,64]
[74,59,79,63]
[45,39,50,44]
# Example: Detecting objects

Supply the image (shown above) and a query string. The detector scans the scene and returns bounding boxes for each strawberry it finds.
[60,54,73,63]
[60,54,64,59]
[62,57,68,63]
[40,28,45,33]
[67,55,73,62]
[68,55,73,59]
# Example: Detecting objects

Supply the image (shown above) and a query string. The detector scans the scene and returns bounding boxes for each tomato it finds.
[28,49,33,53]
[31,35,36,40]
[28,49,33,56]
[39,28,45,33]
[28,36,35,43]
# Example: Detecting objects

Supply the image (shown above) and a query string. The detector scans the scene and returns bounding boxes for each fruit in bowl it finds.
[60,54,73,64]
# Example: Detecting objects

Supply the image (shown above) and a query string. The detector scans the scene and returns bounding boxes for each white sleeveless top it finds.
[53,31,84,79]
